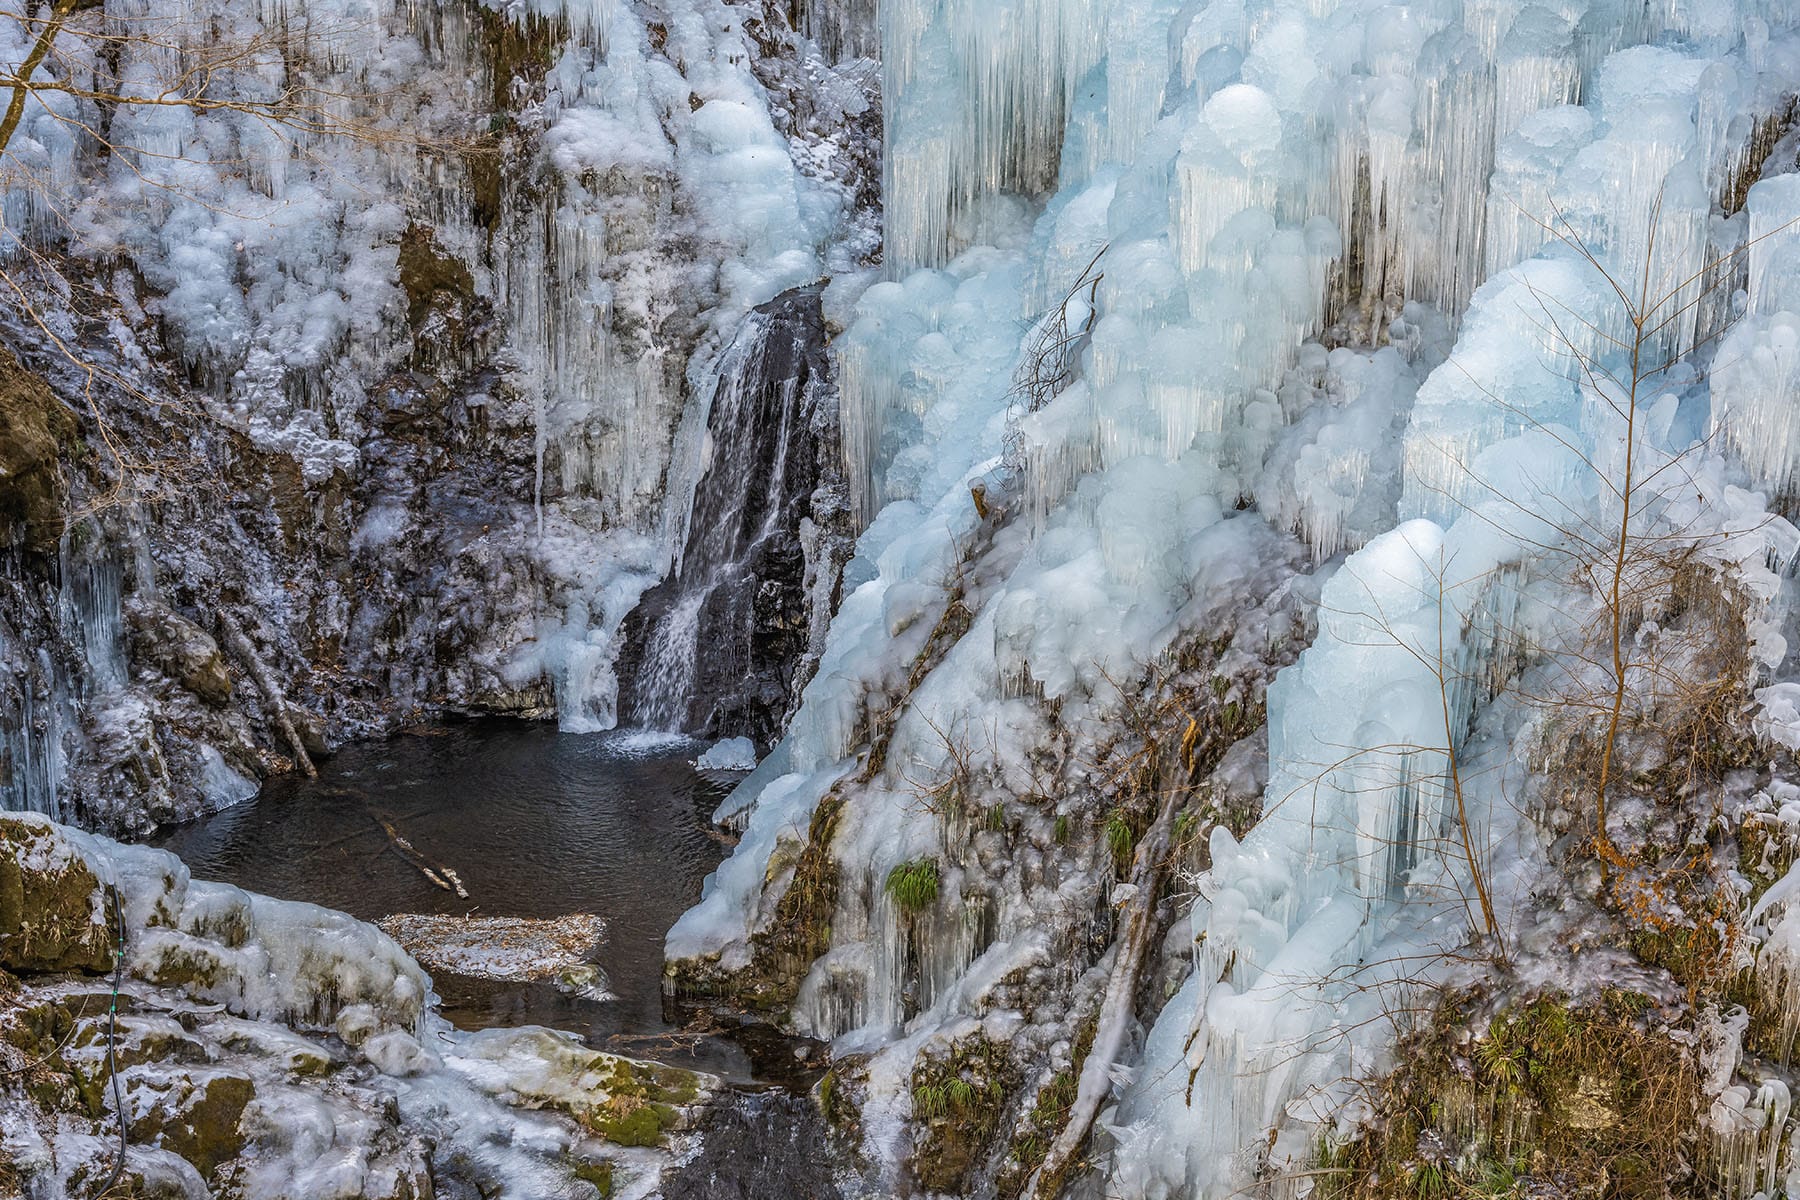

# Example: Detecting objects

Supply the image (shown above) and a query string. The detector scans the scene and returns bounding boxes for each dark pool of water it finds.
[154,720,784,1079]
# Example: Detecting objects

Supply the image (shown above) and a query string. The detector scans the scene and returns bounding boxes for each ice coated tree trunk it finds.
[1027,783,1185,1199]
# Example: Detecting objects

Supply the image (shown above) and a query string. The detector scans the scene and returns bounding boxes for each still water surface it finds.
[155,720,761,1075]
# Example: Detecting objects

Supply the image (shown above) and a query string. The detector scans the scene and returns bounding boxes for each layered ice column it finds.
[1713,174,1800,498]
[1109,12,1800,1199]
[879,0,1116,272]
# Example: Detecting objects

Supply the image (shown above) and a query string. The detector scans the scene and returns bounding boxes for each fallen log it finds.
[217,611,316,778]
[1026,717,1207,1199]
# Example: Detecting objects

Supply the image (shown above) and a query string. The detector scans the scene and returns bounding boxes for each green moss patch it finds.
[909,1035,1017,1194]
[0,819,111,973]
[1316,990,1704,1200]
[884,859,941,914]
[128,1071,255,1177]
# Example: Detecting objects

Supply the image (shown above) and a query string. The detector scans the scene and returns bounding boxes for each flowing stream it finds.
[620,285,841,746]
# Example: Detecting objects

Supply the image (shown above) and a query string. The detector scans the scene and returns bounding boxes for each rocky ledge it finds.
[0,815,712,1200]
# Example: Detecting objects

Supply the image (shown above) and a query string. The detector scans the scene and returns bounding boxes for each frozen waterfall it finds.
[675,0,1800,1194]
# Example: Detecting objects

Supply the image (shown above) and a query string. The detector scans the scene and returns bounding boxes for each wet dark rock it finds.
[661,1089,848,1200]
[618,284,853,747]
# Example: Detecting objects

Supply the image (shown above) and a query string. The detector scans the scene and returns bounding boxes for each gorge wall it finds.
[0,0,877,833]
[10,0,1800,1197]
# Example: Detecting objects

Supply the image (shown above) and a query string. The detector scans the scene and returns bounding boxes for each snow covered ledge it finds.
[0,815,715,1199]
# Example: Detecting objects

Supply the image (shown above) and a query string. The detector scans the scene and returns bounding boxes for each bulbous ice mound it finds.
[1202,84,1283,156]
[0,813,429,1033]
[696,736,760,772]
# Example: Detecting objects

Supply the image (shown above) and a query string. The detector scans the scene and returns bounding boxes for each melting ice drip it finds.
[625,288,835,742]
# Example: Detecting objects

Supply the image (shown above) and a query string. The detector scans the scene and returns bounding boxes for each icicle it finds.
[1746,174,1800,317]
[59,544,127,698]
[0,665,68,820]
[882,0,1117,270]
[1711,311,1800,497]
[1406,31,1498,320]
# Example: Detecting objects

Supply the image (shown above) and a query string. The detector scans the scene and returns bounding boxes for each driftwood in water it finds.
[372,812,469,898]
[217,611,317,778]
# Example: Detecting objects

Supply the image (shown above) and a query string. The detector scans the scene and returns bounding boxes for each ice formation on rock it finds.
[674,0,1800,1192]
[0,813,711,1198]
[0,0,879,824]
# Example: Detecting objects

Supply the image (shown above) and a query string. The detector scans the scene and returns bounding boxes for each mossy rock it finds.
[0,346,75,553]
[213,1024,335,1076]
[0,818,112,973]
[584,1094,680,1148]
[73,1014,213,1074]
[128,1071,255,1176]
[570,1158,615,1198]
[459,1029,708,1149]
[598,1054,702,1106]
[909,1035,1017,1194]
[668,793,845,1014]
[141,942,228,992]
[2,996,94,1113]
[3,996,80,1060]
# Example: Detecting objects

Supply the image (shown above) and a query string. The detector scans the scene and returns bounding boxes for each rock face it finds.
[0,347,75,555]
[0,0,879,832]
[617,284,853,747]
[0,813,715,1199]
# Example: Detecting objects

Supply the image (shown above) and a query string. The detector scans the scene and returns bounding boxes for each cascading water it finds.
[621,285,849,746]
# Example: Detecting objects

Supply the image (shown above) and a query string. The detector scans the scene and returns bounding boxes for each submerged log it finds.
[372,812,469,898]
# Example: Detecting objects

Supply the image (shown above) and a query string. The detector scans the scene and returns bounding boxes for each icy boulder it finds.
[1,813,426,1033]
[445,1026,713,1149]
[696,736,759,771]
[0,813,713,1198]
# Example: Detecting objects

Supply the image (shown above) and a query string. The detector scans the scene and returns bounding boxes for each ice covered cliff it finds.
[669,0,1800,1194]
[0,0,876,830]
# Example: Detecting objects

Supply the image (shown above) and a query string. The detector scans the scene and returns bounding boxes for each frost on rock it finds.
[0,813,712,1198]
[378,911,613,999]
